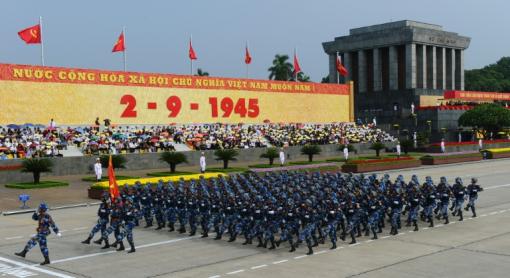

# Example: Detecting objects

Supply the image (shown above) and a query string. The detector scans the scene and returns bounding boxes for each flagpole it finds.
[294,47,298,82]
[39,16,45,66]
[123,26,127,72]
[336,51,340,84]
[190,34,193,75]
[246,41,249,78]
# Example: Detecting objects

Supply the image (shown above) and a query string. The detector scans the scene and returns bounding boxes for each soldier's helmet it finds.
[38,203,48,212]
[471,177,478,184]
[455,177,463,185]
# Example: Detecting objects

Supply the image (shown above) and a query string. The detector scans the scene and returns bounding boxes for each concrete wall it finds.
[0,143,394,184]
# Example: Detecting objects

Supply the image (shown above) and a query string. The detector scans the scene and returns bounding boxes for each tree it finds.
[465,57,510,92]
[369,142,386,157]
[214,149,239,169]
[100,155,126,170]
[321,76,330,83]
[196,68,209,76]
[159,151,188,173]
[458,103,510,139]
[268,54,293,81]
[400,139,414,155]
[301,144,321,162]
[260,147,279,165]
[296,72,311,82]
[21,158,53,184]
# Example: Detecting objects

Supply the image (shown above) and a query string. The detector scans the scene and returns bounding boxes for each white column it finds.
[343,52,351,83]
[328,53,338,83]
[456,49,464,90]
[389,45,399,90]
[437,47,446,90]
[373,48,382,91]
[446,48,455,90]
[427,46,436,89]
[405,43,416,89]
[417,44,427,88]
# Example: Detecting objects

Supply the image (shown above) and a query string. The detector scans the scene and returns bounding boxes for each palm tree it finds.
[296,72,311,82]
[196,68,209,76]
[160,151,188,173]
[369,142,386,157]
[100,155,126,170]
[214,149,239,169]
[301,144,321,162]
[21,158,53,184]
[260,147,279,165]
[268,54,293,81]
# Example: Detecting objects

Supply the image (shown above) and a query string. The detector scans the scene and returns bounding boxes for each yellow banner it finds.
[0,64,351,125]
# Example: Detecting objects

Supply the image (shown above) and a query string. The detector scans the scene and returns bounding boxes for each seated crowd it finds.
[0,123,395,159]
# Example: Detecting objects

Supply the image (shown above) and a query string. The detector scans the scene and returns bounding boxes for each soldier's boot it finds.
[269,239,276,250]
[214,233,222,240]
[289,240,296,252]
[405,221,411,227]
[444,215,449,224]
[128,241,136,253]
[111,240,118,248]
[189,229,196,237]
[101,239,110,249]
[155,224,163,230]
[452,210,457,216]
[262,239,268,248]
[228,233,237,242]
[202,231,209,238]
[81,236,92,244]
[436,214,441,220]
[319,236,325,244]
[471,206,477,218]
[247,238,252,245]
[242,237,250,245]
[257,237,264,248]
[378,225,383,233]
[330,241,337,250]
[428,217,434,227]
[413,221,419,231]
[15,248,28,258]
[397,221,401,229]
[179,226,186,234]
[116,241,125,252]
[40,256,50,265]
[306,244,313,255]
[312,237,319,247]
[464,204,470,211]
[168,222,175,232]
[450,204,455,211]
[364,228,370,236]
[349,232,357,244]
[459,210,463,221]
[357,229,362,238]
[275,239,281,247]
[371,228,378,240]
[434,207,440,215]
[93,238,103,245]
[339,232,346,241]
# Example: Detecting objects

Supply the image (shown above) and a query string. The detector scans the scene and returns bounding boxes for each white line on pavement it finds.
[294,255,307,259]
[381,236,390,239]
[208,275,221,278]
[250,265,267,270]
[315,250,327,255]
[72,227,87,231]
[273,259,288,264]
[5,236,22,240]
[226,269,244,275]
[0,256,75,278]
[52,237,194,264]
[485,184,510,190]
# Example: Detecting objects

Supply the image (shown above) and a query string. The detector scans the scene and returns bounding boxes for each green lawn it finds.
[248,164,283,169]
[206,167,248,173]
[81,175,140,182]
[5,181,69,189]
[146,171,195,177]
[288,160,326,165]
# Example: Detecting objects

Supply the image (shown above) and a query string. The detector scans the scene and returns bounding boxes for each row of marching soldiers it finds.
[81,172,482,255]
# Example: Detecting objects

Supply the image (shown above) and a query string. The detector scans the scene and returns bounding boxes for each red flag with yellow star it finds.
[108,155,120,199]
[112,32,125,52]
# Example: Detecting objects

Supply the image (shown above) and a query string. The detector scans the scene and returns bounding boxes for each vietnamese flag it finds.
[18,24,41,44]
[336,56,348,77]
[245,46,252,64]
[189,39,197,60]
[112,32,125,52]
[107,155,120,200]
[293,52,301,75]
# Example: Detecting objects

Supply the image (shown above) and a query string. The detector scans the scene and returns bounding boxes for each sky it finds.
[0,0,509,82]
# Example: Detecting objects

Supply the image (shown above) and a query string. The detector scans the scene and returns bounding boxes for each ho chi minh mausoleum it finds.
[323,20,472,140]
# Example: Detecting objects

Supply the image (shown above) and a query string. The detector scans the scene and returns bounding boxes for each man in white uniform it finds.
[343,145,349,161]
[94,158,102,181]
[440,139,446,153]
[396,141,401,158]
[200,152,206,173]
[279,148,285,166]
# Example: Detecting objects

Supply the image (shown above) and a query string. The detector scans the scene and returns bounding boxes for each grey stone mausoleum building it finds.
[323,20,471,139]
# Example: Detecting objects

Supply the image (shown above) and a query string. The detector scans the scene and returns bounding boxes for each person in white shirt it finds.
[478,138,483,150]
[49,119,56,129]
[343,145,349,161]
[94,158,102,181]
[440,139,446,153]
[411,102,415,114]
[396,142,401,158]
[199,152,206,173]
[279,148,285,166]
